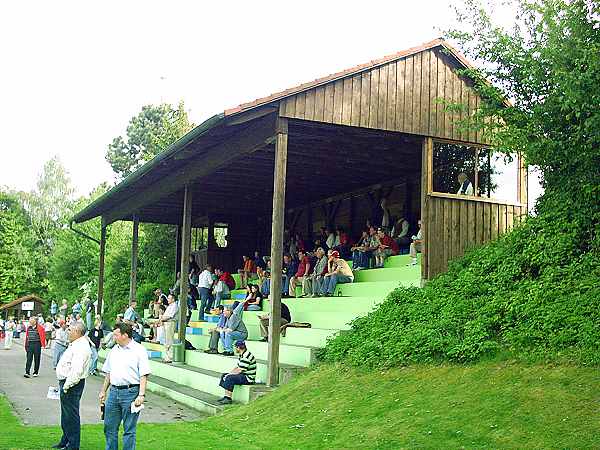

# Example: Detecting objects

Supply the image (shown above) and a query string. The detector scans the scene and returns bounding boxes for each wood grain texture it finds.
[341,77,353,125]
[377,63,388,129]
[369,67,380,128]
[350,75,362,126]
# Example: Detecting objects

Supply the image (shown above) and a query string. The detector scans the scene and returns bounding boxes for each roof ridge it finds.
[224,37,447,116]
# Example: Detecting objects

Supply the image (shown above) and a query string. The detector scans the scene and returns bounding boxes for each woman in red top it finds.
[374,229,399,268]
[24,316,46,378]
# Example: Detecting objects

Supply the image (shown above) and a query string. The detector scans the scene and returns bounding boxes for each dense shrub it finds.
[320,215,600,367]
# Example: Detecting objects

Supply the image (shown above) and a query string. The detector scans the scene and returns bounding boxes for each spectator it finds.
[220,303,248,356]
[158,294,178,363]
[333,226,352,260]
[303,247,328,297]
[351,230,371,270]
[44,317,54,349]
[217,340,256,405]
[99,323,150,450]
[253,250,266,270]
[374,228,400,268]
[24,316,46,378]
[170,274,181,299]
[50,300,58,318]
[59,299,68,318]
[244,285,263,311]
[198,264,216,314]
[189,254,200,273]
[53,319,69,368]
[89,318,104,374]
[457,172,474,195]
[4,317,15,350]
[407,220,423,266]
[72,300,82,316]
[123,300,140,324]
[289,250,312,297]
[213,268,234,307]
[204,305,227,355]
[238,255,257,289]
[392,215,412,249]
[258,302,291,342]
[325,227,339,250]
[282,254,297,297]
[322,251,354,296]
[53,321,91,450]
[259,263,271,297]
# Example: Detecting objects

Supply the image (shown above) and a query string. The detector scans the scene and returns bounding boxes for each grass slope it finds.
[1,362,598,449]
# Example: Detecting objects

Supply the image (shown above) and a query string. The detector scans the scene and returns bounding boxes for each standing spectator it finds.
[213,268,235,307]
[237,255,257,289]
[258,303,291,342]
[52,322,91,450]
[4,317,16,350]
[59,299,69,318]
[89,319,104,374]
[322,251,355,296]
[407,220,423,266]
[158,294,178,364]
[24,317,46,378]
[391,215,411,248]
[50,300,58,318]
[44,317,54,349]
[198,264,216,314]
[99,322,150,450]
[253,250,266,270]
[457,172,474,195]
[85,299,94,331]
[217,340,256,405]
[72,300,82,317]
[189,254,200,273]
[53,319,70,368]
[289,250,312,297]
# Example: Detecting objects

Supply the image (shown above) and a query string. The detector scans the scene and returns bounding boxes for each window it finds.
[214,223,229,248]
[432,141,521,204]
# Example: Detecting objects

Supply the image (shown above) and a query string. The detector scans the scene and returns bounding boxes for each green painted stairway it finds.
[131,254,421,414]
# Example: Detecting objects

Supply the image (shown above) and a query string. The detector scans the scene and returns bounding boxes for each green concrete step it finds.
[239,310,359,331]
[146,374,223,415]
[353,266,421,283]
[384,253,421,268]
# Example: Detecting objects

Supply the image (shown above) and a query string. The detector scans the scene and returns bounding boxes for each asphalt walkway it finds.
[0,338,203,426]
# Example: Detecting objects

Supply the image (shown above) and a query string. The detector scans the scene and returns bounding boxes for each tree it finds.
[446,0,600,236]
[106,102,194,178]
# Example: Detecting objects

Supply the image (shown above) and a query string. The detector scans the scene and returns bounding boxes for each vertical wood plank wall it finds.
[424,195,527,279]
[280,48,483,143]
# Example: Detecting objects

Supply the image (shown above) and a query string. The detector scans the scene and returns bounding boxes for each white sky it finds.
[3,0,541,206]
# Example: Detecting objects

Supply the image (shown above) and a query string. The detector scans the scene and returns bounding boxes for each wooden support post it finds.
[421,138,433,284]
[129,215,139,303]
[97,219,107,315]
[207,216,215,251]
[175,225,182,282]
[178,186,192,344]
[267,117,288,387]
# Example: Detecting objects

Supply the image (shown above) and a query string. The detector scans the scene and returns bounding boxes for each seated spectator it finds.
[322,251,354,296]
[312,237,328,254]
[213,268,235,307]
[281,254,297,297]
[259,264,271,297]
[408,219,423,266]
[289,250,312,297]
[237,255,257,289]
[391,215,411,249]
[204,305,226,354]
[217,340,256,405]
[374,228,400,268]
[302,247,328,297]
[253,250,266,270]
[351,230,371,270]
[123,300,140,325]
[293,233,306,253]
[244,285,263,311]
[258,302,291,342]
[198,264,216,314]
[325,227,339,250]
[204,303,247,357]
[154,288,168,307]
[457,172,474,195]
[333,226,352,260]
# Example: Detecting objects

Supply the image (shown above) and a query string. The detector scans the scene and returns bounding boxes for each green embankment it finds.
[1,362,598,449]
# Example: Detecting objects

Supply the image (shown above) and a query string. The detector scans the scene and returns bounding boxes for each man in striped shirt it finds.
[217,340,256,405]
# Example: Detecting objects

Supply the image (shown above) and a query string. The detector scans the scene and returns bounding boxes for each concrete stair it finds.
[134,253,420,414]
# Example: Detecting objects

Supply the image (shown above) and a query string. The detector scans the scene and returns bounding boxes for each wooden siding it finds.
[423,194,527,279]
[280,48,483,144]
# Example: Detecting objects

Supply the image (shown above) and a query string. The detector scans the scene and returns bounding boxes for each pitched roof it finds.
[0,294,45,311]
[224,38,475,117]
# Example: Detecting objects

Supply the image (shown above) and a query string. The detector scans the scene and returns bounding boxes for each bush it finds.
[319,215,600,368]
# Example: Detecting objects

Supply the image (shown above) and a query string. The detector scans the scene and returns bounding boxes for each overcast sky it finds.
[3,0,542,205]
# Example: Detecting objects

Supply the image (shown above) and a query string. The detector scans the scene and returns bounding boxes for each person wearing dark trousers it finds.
[24,316,46,378]
[53,322,92,450]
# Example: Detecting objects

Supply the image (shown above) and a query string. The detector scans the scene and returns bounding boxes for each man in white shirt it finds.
[99,323,150,450]
[457,172,474,195]
[197,264,216,314]
[158,294,178,363]
[52,322,92,450]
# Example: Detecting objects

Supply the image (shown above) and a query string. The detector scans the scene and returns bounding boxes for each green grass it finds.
[1,361,599,449]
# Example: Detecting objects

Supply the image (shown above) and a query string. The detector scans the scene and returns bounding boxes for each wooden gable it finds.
[278,46,484,144]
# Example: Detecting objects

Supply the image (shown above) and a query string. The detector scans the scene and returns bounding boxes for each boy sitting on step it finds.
[217,340,256,405]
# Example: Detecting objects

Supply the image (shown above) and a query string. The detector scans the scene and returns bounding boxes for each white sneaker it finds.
[33,373,39,377]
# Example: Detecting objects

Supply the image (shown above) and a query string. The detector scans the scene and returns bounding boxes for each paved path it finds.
[0,339,204,426]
